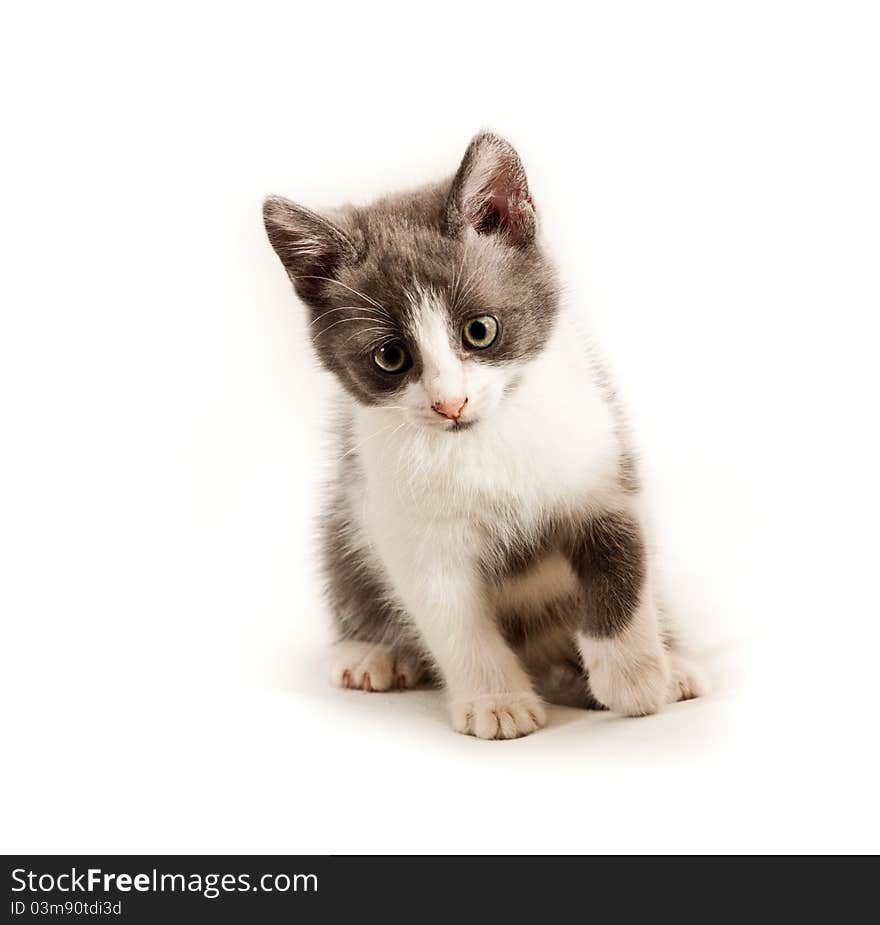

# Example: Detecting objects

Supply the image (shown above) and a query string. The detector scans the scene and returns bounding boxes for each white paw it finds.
[450,691,546,740]
[330,640,422,692]
[667,652,707,703]
[588,650,671,717]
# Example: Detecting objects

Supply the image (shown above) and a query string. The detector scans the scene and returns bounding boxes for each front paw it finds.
[450,691,546,740]
[588,650,671,717]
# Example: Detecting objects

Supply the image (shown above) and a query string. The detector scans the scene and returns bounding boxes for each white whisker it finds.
[296,276,391,315]
[309,305,390,327]
[314,316,393,339]
[457,263,481,306]
[339,417,408,462]
[342,326,395,348]
[449,247,469,311]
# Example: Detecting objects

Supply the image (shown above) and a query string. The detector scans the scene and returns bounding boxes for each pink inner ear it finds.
[469,159,534,245]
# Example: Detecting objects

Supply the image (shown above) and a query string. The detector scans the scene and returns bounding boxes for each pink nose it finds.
[432,397,468,421]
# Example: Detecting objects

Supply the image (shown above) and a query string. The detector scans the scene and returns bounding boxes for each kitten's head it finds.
[263,132,559,432]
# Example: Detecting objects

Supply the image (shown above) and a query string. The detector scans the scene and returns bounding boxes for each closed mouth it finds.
[447,419,476,432]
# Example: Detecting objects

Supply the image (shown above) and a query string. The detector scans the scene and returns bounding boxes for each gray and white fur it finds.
[263,132,704,739]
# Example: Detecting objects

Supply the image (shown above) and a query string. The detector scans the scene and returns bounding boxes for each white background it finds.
[2,2,879,854]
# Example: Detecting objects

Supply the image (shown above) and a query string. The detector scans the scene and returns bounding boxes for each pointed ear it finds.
[446,132,536,247]
[262,196,359,301]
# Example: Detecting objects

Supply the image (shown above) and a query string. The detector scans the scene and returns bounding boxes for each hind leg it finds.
[533,659,607,709]
[501,601,606,709]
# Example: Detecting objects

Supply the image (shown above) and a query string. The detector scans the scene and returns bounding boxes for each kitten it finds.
[263,131,704,739]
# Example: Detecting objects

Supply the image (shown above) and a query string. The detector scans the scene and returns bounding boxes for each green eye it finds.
[462,315,499,350]
[373,340,410,373]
